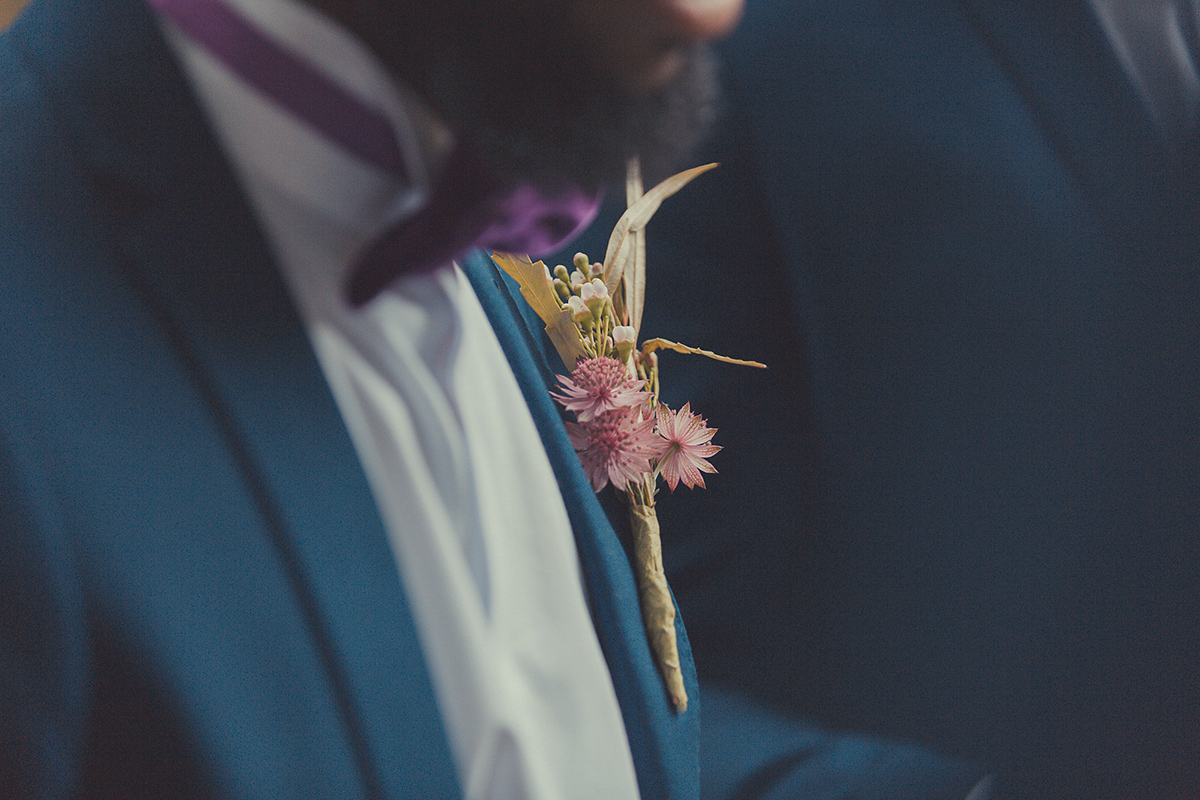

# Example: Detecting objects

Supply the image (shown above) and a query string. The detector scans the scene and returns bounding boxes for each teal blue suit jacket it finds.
[0,0,703,795]
[0,0,989,798]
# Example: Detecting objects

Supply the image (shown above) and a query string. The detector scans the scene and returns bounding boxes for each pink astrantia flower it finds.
[551,356,652,422]
[566,407,665,492]
[655,403,722,491]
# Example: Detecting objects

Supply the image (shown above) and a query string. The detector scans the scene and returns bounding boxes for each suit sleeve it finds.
[697,685,987,800]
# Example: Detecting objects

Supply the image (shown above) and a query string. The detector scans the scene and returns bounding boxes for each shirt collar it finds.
[155,0,454,236]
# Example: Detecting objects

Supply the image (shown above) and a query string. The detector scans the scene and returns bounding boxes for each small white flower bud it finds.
[613,325,637,363]
[566,295,593,333]
[581,278,609,318]
[567,295,589,319]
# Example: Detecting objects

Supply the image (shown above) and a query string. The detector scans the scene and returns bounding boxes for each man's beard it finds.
[352,2,721,191]
[427,44,721,191]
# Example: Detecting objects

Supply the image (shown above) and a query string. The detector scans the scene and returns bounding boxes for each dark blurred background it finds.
[556,2,1200,797]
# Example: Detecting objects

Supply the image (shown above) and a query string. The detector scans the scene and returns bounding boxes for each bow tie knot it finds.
[346,149,602,307]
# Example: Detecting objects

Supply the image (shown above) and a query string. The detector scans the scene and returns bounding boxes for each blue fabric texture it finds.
[2,0,460,795]
[0,0,989,797]
[699,688,981,800]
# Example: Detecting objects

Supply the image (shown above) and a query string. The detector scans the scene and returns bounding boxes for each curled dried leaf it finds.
[640,337,767,369]
[602,163,719,301]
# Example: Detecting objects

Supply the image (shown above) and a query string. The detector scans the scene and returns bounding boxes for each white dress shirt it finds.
[154,2,642,797]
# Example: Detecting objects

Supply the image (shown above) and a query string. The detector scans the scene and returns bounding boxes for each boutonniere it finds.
[493,160,764,712]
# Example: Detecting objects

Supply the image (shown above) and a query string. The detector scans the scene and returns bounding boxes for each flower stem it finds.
[628,497,687,713]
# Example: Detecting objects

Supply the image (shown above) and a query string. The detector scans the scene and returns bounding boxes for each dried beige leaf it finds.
[545,308,586,372]
[640,337,767,368]
[492,251,586,370]
[602,163,719,301]
[492,252,564,327]
[625,160,648,337]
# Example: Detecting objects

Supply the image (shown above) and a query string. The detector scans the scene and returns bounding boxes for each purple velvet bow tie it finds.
[345,149,601,307]
[146,0,601,307]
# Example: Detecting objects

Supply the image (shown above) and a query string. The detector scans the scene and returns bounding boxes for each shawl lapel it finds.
[10,0,460,796]
[461,252,701,800]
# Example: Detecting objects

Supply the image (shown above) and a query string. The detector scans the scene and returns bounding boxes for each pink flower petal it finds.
[655,403,721,491]
[551,356,652,422]
[567,407,664,492]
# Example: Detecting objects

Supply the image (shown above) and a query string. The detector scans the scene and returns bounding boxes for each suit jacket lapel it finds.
[955,0,1200,252]
[11,0,460,796]
[460,251,701,800]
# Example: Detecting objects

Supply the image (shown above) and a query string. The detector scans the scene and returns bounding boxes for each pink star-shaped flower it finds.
[566,406,665,492]
[551,356,651,422]
[655,403,721,491]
